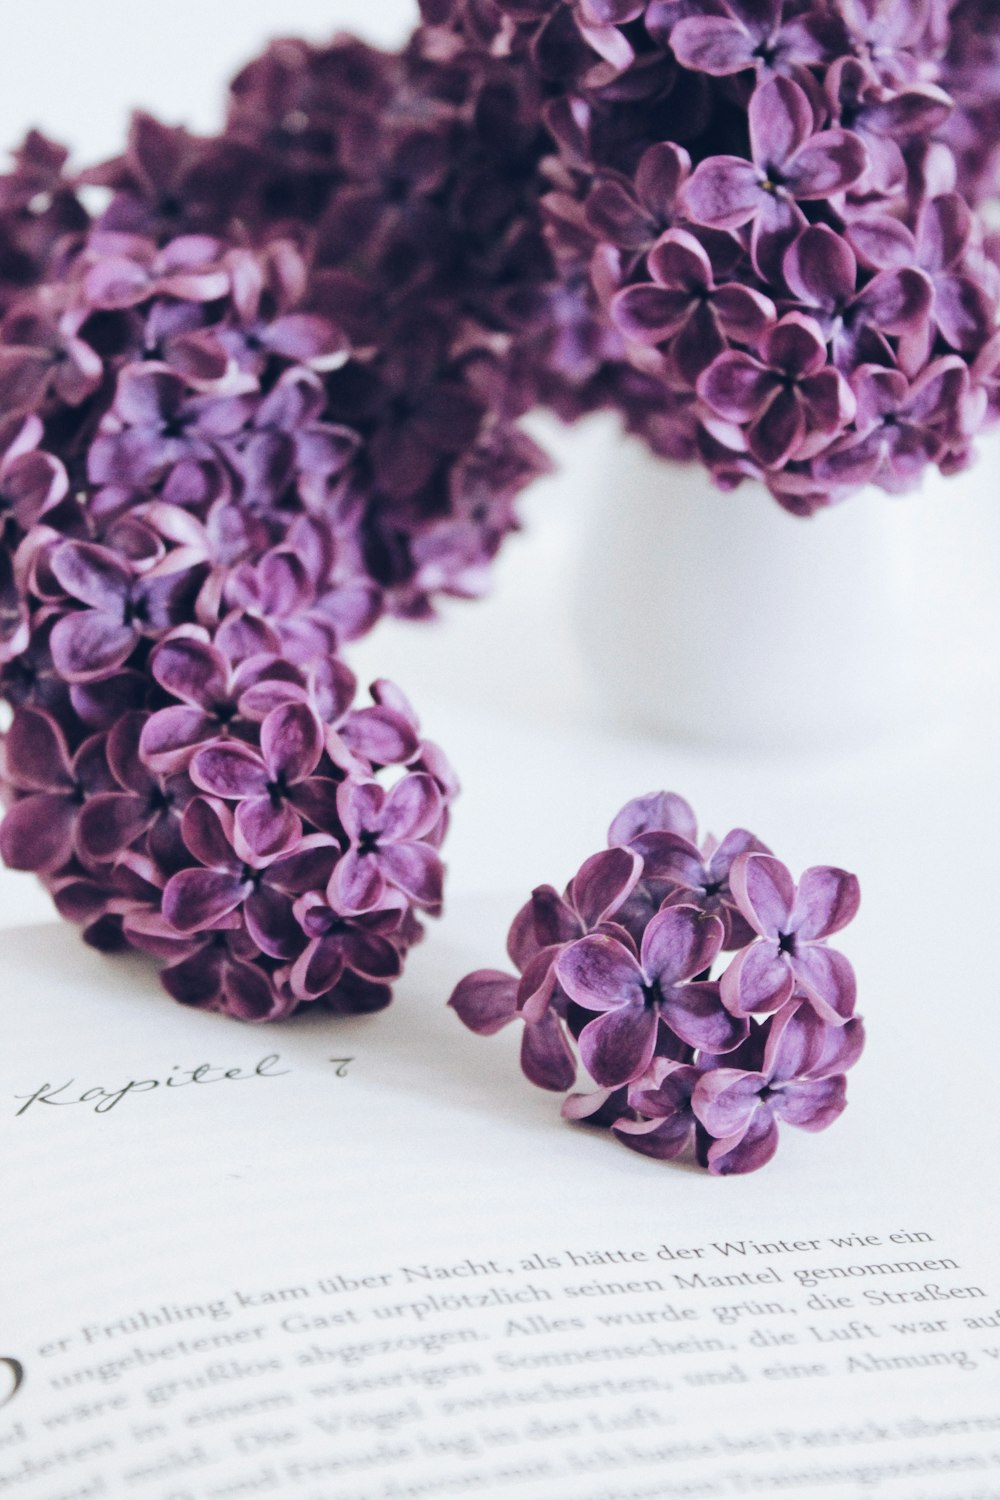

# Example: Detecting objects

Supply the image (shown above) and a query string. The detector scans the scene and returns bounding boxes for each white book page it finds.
[2,898,999,1500]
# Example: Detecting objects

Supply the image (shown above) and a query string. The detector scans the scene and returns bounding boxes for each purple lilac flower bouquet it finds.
[0,37,555,1016]
[449,791,863,1173]
[420,0,1000,512]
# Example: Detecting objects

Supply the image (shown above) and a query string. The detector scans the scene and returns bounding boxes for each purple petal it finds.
[379,774,442,843]
[791,944,857,1023]
[50,612,137,683]
[628,831,704,887]
[261,701,323,784]
[712,284,776,344]
[161,945,223,1009]
[613,1114,693,1160]
[730,851,795,936]
[521,1011,577,1092]
[114,364,185,427]
[570,846,642,928]
[854,268,932,336]
[448,969,519,1035]
[784,224,856,308]
[291,936,347,1000]
[720,939,795,1016]
[787,129,868,198]
[162,868,247,932]
[190,742,268,799]
[77,793,148,863]
[641,904,724,986]
[3,707,72,789]
[151,636,227,708]
[698,352,776,422]
[805,1015,865,1078]
[223,960,286,1023]
[579,1005,658,1088]
[0,794,76,873]
[772,1075,846,1130]
[179,796,238,869]
[660,980,749,1053]
[508,887,580,969]
[671,17,755,75]
[556,933,645,1012]
[692,1068,765,1138]
[330,850,386,914]
[634,142,689,219]
[706,1109,779,1174]
[235,796,301,861]
[379,841,444,910]
[791,865,861,940]
[339,706,420,765]
[749,76,813,167]
[140,706,216,773]
[244,885,301,960]
[608,791,697,844]
[685,157,762,229]
[50,542,130,612]
[612,284,692,344]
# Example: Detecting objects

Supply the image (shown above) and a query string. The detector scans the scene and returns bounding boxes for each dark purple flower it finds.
[612,228,775,383]
[699,313,856,468]
[0,707,114,873]
[48,534,205,683]
[557,905,746,1085]
[671,0,842,82]
[694,1002,864,1174]
[816,357,969,490]
[611,1059,702,1159]
[330,773,445,915]
[685,77,868,278]
[189,700,332,858]
[162,795,336,959]
[721,852,860,1023]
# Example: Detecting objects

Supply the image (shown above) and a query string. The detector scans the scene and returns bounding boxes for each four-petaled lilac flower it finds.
[612,229,775,384]
[162,796,338,959]
[685,77,868,279]
[189,699,333,858]
[721,852,860,1023]
[816,357,969,491]
[331,773,445,915]
[558,905,747,1086]
[48,537,204,683]
[0,707,115,873]
[671,0,842,83]
[611,1060,702,1160]
[699,314,856,469]
[694,1003,865,1174]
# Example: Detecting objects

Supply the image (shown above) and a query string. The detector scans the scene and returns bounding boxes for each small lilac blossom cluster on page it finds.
[420,0,1000,511]
[450,792,863,1173]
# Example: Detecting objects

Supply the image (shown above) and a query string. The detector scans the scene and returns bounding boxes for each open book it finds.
[3,886,999,1500]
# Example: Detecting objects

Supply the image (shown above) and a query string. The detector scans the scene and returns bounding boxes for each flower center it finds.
[358,829,381,856]
[777,931,796,957]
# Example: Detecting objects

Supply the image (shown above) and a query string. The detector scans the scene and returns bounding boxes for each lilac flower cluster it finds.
[421,0,1000,509]
[0,38,542,1014]
[0,626,456,1018]
[449,791,863,1173]
[0,39,556,632]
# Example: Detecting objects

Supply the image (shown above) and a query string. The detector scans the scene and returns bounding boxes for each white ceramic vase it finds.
[577,431,1000,751]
